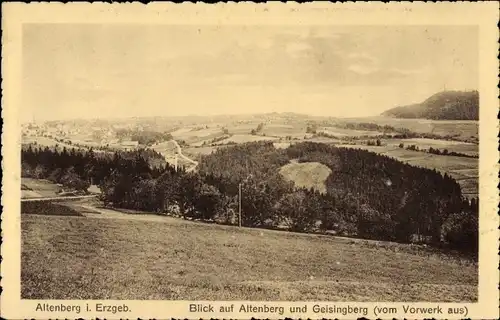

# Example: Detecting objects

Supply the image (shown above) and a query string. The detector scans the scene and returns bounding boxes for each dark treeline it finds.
[286,142,477,247]
[22,145,168,186]
[21,141,478,258]
[250,123,265,135]
[337,122,398,133]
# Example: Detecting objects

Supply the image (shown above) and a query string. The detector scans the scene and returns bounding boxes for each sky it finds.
[22,24,478,122]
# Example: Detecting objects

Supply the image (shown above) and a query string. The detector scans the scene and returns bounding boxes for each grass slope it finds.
[279,162,332,194]
[22,214,477,301]
[21,178,61,198]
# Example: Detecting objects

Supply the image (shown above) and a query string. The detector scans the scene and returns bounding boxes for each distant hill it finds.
[382,90,479,120]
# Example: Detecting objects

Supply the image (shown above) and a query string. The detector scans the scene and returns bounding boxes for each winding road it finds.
[151,139,199,172]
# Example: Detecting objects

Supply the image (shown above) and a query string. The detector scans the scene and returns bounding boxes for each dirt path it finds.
[150,139,198,172]
[78,204,185,224]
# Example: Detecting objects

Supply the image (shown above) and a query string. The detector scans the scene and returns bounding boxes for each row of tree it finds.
[306,120,477,144]
[403,144,478,158]
[250,123,265,135]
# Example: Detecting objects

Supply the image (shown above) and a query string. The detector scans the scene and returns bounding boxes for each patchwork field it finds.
[151,140,179,155]
[385,138,478,157]
[338,117,478,141]
[182,146,220,157]
[21,213,477,301]
[224,123,260,135]
[23,136,76,149]
[170,127,225,144]
[261,124,306,138]
[320,127,386,137]
[216,134,279,144]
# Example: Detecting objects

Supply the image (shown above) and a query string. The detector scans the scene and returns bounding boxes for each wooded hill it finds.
[21,141,479,258]
[382,90,479,120]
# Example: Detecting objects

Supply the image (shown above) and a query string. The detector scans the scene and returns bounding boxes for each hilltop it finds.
[381,90,479,120]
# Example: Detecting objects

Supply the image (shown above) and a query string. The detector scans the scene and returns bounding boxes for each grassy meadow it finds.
[21,178,61,198]
[21,213,477,301]
[279,161,332,194]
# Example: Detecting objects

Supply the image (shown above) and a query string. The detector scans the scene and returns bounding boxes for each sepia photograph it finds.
[20,23,480,302]
[2,2,498,319]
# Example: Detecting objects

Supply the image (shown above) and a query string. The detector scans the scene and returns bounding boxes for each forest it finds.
[21,141,479,257]
[382,90,479,120]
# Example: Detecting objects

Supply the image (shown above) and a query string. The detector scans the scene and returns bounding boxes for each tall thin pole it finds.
[238,183,242,227]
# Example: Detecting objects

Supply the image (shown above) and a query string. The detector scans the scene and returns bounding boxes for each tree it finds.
[239,173,292,228]
[277,190,320,232]
[48,168,63,183]
[131,178,157,211]
[357,203,396,241]
[33,165,48,179]
[192,183,220,221]
[60,167,90,192]
[441,209,478,256]
[21,162,34,177]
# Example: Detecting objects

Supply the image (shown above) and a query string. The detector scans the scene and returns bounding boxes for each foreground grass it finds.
[22,214,477,301]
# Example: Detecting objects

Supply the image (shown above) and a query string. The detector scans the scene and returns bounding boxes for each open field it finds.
[150,140,178,155]
[224,123,260,135]
[216,134,279,144]
[183,146,220,157]
[171,127,226,144]
[21,178,61,198]
[22,136,108,154]
[279,161,332,194]
[261,124,306,138]
[23,136,77,149]
[320,127,386,137]
[22,212,477,301]
[384,138,478,157]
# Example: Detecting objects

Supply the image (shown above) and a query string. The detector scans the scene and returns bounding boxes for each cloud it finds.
[285,42,312,58]
[22,25,478,120]
[347,52,379,65]
[347,64,379,75]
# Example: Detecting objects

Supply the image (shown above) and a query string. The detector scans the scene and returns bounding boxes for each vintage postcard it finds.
[1,2,499,319]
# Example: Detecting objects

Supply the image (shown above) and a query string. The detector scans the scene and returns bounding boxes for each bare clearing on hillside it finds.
[279,162,332,194]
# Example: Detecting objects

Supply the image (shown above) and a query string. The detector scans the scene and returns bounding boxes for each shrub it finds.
[441,210,478,256]
[276,190,319,233]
